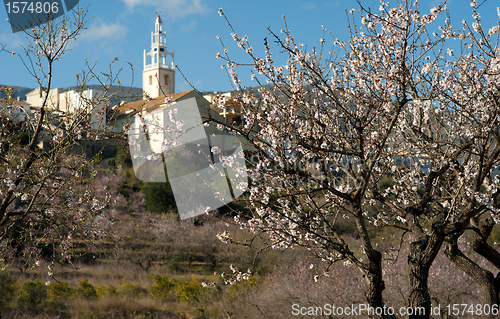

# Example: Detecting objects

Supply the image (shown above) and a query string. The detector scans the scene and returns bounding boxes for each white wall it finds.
[25,87,62,110]
[56,89,106,130]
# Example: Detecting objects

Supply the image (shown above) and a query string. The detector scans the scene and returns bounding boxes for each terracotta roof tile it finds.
[114,90,194,118]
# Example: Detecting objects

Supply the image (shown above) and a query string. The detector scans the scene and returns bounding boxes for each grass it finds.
[0,213,313,319]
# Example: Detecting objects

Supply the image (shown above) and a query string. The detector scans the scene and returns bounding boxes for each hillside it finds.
[0,85,32,100]
[0,84,143,103]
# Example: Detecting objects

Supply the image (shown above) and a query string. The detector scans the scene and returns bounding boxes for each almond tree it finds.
[209,1,500,318]
[0,6,121,275]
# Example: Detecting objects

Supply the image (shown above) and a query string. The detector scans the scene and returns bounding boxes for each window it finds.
[149,76,152,85]
[164,75,169,86]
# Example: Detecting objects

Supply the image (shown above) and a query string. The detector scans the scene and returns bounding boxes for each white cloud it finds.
[0,30,27,50]
[180,20,198,32]
[79,20,128,47]
[301,1,316,10]
[121,0,209,20]
[325,1,340,8]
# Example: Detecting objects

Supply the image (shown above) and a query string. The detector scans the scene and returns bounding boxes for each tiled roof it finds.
[114,90,194,118]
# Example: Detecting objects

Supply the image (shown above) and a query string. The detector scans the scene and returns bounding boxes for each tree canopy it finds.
[209,1,500,318]
[0,6,124,273]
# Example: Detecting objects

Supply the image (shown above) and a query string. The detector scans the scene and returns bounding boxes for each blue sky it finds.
[0,0,499,93]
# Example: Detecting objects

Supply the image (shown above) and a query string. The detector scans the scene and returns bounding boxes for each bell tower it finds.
[143,14,175,99]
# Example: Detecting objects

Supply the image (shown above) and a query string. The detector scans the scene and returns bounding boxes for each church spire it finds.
[143,14,175,99]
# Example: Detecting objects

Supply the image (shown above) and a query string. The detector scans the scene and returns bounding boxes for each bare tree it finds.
[207,1,500,318]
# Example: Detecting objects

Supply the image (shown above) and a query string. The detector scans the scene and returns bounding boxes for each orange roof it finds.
[114,90,194,118]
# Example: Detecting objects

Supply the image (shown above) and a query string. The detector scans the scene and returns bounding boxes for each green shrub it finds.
[150,274,177,301]
[143,181,177,214]
[150,274,204,302]
[175,275,203,302]
[116,145,132,168]
[118,278,144,297]
[118,166,143,197]
[18,280,47,311]
[96,284,117,298]
[47,281,73,311]
[0,270,17,308]
[77,278,97,299]
[47,281,73,303]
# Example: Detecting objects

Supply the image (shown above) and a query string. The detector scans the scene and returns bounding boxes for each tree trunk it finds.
[364,249,397,319]
[445,234,498,317]
[408,239,432,319]
[354,208,396,319]
[471,218,500,271]
[407,228,444,319]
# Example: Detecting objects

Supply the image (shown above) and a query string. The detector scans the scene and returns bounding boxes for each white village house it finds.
[26,87,106,130]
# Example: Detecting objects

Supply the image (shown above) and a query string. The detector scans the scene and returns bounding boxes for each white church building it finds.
[114,15,232,154]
